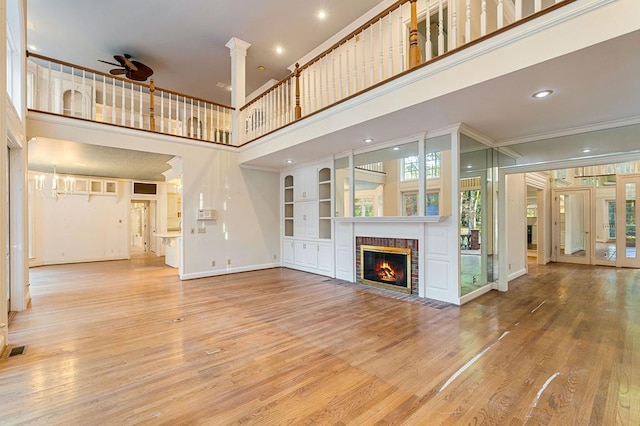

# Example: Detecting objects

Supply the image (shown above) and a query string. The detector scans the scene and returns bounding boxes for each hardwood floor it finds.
[1,258,639,424]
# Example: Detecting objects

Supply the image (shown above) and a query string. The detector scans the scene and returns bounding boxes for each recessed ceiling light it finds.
[286,159,294,164]
[276,46,283,55]
[318,10,327,19]
[582,148,592,153]
[532,89,553,99]
[392,147,400,151]
[28,44,38,51]
[467,165,473,169]
[258,65,265,71]
[363,138,373,143]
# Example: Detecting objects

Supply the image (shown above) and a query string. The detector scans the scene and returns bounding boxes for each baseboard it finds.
[180,262,280,280]
[508,268,528,282]
[31,256,129,267]
[541,257,553,265]
[0,334,5,355]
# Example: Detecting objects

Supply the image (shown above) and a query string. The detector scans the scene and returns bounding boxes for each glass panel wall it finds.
[459,134,507,296]
[426,134,452,216]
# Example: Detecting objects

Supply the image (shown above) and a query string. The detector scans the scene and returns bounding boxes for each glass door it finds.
[554,188,592,265]
[617,175,640,268]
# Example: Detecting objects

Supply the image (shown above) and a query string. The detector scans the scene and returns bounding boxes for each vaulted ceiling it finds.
[27,0,383,105]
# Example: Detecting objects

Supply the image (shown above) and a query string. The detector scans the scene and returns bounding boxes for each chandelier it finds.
[34,165,74,199]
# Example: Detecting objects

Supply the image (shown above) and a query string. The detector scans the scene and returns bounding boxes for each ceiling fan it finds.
[98,54,153,82]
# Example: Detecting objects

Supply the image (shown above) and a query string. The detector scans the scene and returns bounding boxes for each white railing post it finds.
[465,0,471,44]
[515,0,523,20]
[226,37,251,145]
[438,0,445,55]
[497,0,504,29]
[451,0,458,50]
[481,0,487,36]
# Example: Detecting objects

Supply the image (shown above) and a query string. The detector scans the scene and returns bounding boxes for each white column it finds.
[225,37,251,145]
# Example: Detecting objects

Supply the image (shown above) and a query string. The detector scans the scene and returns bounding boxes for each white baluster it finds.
[121,80,125,125]
[81,70,86,118]
[535,0,542,13]
[426,0,432,60]
[352,38,358,93]
[326,56,331,108]
[338,51,343,100]
[388,10,393,77]
[515,0,522,20]
[451,0,458,49]
[378,17,384,82]
[438,0,445,55]
[497,0,504,29]
[168,93,172,135]
[182,96,187,136]
[197,100,202,138]
[130,82,135,127]
[331,50,337,104]
[465,0,471,44]
[70,67,75,116]
[111,78,115,124]
[313,67,318,112]
[398,6,404,72]
[361,34,366,91]
[345,42,351,97]
[47,60,52,112]
[139,85,143,129]
[91,72,96,120]
[369,26,375,85]
[189,98,194,137]
[160,91,164,133]
[481,0,487,36]
[101,74,106,122]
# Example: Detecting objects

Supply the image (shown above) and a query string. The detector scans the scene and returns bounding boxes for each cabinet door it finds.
[317,242,333,273]
[294,201,318,238]
[283,239,294,264]
[294,240,318,269]
[294,167,318,200]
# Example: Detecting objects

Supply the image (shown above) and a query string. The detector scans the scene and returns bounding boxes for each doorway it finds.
[617,174,640,268]
[553,188,593,265]
[130,200,157,256]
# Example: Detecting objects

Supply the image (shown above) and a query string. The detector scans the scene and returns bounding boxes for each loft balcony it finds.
[26,0,631,158]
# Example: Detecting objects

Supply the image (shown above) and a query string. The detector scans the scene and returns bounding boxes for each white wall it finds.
[30,178,129,264]
[506,173,527,281]
[27,112,281,279]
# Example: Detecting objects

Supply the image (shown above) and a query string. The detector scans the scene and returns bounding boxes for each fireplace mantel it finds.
[334,216,445,224]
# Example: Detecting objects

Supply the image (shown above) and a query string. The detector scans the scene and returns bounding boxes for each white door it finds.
[617,175,640,268]
[553,188,592,265]
[149,201,157,254]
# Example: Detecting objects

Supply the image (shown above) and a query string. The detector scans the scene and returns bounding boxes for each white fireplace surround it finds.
[334,216,461,305]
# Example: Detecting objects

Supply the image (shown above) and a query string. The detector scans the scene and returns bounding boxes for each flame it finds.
[375,261,396,282]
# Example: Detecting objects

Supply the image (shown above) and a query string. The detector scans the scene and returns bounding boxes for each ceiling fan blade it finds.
[110,68,127,75]
[114,54,138,72]
[98,59,122,67]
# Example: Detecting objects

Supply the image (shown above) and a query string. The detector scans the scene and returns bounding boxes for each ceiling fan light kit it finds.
[98,53,153,81]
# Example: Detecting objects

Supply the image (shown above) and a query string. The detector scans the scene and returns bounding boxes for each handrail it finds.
[27,52,235,145]
[238,0,575,145]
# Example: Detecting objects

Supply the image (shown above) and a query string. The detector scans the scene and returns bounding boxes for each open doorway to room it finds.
[130,200,157,257]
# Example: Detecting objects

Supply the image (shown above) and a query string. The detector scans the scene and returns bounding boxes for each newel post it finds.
[294,63,302,120]
[409,0,421,68]
[149,79,156,132]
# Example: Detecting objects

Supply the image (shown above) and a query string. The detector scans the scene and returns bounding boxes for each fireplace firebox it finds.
[360,245,411,293]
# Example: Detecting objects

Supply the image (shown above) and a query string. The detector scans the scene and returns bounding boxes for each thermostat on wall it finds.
[197,209,217,220]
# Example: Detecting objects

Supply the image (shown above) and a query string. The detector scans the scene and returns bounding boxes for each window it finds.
[354,197,374,217]
[401,156,419,181]
[426,152,441,178]
[426,192,439,216]
[402,192,418,216]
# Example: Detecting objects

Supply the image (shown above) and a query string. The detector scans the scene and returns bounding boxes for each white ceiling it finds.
[27,0,383,105]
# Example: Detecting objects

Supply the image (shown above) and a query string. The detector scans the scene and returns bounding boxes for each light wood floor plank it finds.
[1,258,639,424]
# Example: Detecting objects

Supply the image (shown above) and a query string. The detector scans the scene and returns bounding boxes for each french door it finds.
[553,188,592,265]
[617,174,640,268]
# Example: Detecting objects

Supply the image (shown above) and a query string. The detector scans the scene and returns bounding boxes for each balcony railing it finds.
[239,0,573,145]
[27,52,235,145]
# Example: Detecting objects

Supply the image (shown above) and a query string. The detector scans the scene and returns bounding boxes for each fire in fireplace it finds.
[360,245,411,293]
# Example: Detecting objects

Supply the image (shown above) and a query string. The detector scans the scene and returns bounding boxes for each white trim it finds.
[496,116,640,146]
[508,268,527,282]
[180,262,280,280]
[334,216,444,223]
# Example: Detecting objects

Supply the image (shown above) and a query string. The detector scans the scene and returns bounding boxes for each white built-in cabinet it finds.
[282,164,334,277]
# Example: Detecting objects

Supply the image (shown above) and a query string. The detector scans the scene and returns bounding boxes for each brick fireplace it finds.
[356,237,419,295]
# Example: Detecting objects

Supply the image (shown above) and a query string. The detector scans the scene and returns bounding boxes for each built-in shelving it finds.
[318,167,331,239]
[284,175,294,237]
